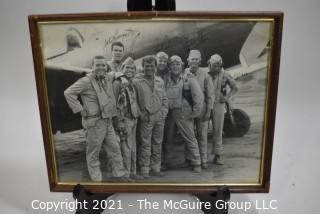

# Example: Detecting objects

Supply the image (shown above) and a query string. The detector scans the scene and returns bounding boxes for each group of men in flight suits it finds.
[64,41,238,182]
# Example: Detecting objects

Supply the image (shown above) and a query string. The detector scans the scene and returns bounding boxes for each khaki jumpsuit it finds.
[113,76,141,178]
[210,71,237,155]
[185,68,215,165]
[163,73,204,167]
[133,74,168,175]
[64,73,125,181]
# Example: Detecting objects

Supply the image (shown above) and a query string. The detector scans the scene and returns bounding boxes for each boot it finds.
[214,155,225,165]
[89,169,102,182]
[140,173,150,179]
[150,171,165,177]
[192,165,202,173]
[201,162,208,169]
[130,174,144,180]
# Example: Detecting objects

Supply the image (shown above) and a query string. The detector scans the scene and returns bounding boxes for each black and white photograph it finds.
[29,12,282,192]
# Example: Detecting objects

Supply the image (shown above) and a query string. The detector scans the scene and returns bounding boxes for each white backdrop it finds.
[0,0,319,213]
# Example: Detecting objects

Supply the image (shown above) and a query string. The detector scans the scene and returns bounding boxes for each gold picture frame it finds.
[29,11,283,193]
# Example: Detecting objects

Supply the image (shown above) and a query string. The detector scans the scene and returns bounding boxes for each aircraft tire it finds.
[223,108,251,137]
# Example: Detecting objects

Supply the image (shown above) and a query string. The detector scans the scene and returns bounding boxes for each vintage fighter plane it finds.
[41,21,270,136]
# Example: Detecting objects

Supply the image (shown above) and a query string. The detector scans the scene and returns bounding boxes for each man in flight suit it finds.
[207,54,238,165]
[163,55,204,173]
[64,55,127,182]
[133,55,168,178]
[155,51,171,170]
[113,57,143,180]
[155,51,169,80]
[185,50,215,169]
[107,41,125,74]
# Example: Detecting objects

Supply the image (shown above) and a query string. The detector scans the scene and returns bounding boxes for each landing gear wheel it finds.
[223,108,251,137]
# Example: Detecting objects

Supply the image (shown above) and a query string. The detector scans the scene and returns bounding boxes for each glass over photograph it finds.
[34,16,278,191]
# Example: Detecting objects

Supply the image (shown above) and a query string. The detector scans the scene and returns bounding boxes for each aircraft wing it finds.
[45,63,89,134]
[46,62,92,74]
[225,22,271,80]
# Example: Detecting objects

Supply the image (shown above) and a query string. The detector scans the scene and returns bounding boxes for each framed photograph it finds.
[29,11,283,193]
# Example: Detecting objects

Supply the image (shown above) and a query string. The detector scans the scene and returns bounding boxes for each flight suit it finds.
[185,68,215,166]
[64,73,125,181]
[163,73,204,167]
[210,71,237,155]
[107,60,122,73]
[113,77,140,178]
[133,74,168,175]
[156,67,170,169]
